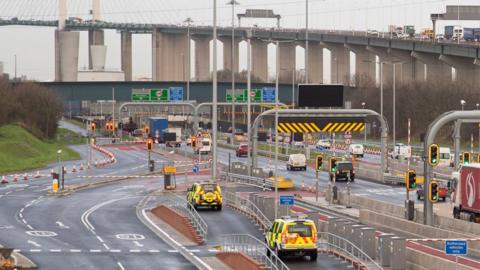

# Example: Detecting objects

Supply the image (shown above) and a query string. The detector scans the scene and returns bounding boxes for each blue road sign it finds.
[279,195,295,206]
[192,165,199,173]
[169,87,184,101]
[262,87,275,102]
[445,240,467,255]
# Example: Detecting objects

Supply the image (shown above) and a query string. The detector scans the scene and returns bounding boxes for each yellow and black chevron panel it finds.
[277,117,365,133]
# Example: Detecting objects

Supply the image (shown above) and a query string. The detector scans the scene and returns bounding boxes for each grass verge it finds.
[0,125,81,174]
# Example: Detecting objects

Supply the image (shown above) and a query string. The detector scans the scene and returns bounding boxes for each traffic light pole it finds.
[315,170,319,202]
[423,111,480,225]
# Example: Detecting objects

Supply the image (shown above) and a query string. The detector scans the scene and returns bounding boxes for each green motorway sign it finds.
[226,89,262,102]
[131,89,151,101]
[150,89,168,101]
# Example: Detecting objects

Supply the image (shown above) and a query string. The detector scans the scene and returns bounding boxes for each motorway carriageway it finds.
[0,144,198,269]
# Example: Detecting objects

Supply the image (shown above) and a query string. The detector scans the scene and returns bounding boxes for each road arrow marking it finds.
[133,241,143,247]
[27,240,41,247]
[55,221,70,229]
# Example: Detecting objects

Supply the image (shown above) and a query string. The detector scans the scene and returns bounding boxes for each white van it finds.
[287,154,307,171]
[349,144,364,158]
[439,147,453,167]
[390,143,411,160]
[196,138,211,155]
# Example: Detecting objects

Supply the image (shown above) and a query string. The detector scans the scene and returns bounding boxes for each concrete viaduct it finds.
[2,13,480,85]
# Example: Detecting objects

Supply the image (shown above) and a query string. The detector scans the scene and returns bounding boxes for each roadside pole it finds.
[315,169,319,202]
[184,144,188,185]
[274,40,280,219]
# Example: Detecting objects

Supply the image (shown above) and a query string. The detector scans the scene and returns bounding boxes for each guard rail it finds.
[320,232,383,270]
[223,191,272,231]
[222,172,274,190]
[161,198,208,241]
[220,234,289,270]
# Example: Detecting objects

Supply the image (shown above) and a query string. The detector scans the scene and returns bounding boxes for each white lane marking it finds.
[21,219,27,224]
[115,234,145,240]
[129,249,141,253]
[0,225,14,229]
[103,243,110,250]
[29,249,41,252]
[56,221,70,229]
[70,249,81,253]
[90,249,101,253]
[188,249,201,253]
[117,262,126,270]
[5,191,12,195]
[148,250,160,253]
[50,249,61,253]
[26,231,57,237]
[81,197,135,231]
[19,208,24,213]
[141,209,213,270]
[18,213,23,219]
[133,241,143,247]
[110,249,121,253]
[27,240,41,247]
[26,225,33,230]
[96,236,104,243]
[168,250,179,253]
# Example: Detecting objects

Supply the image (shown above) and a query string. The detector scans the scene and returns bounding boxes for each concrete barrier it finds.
[216,252,267,270]
[359,209,480,257]
[407,246,475,270]
[151,205,204,245]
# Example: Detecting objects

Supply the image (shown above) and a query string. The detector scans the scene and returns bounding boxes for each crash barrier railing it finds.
[320,232,383,270]
[161,198,208,241]
[220,234,289,270]
[223,191,272,231]
[221,172,274,190]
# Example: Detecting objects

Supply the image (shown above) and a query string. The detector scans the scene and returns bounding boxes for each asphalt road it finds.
[215,147,426,206]
[0,144,196,269]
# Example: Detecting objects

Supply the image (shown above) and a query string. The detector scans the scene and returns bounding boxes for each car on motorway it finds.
[186,182,223,210]
[265,215,318,261]
[348,144,364,158]
[330,160,355,182]
[132,128,144,137]
[287,154,307,171]
[390,143,411,160]
[316,139,331,150]
[367,29,379,36]
[292,141,305,148]
[236,144,249,157]
[416,183,448,201]
[268,176,295,189]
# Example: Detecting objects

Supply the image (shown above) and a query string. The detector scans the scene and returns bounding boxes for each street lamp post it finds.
[247,29,252,175]
[362,102,367,145]
[227,1,239,144]
[184,17,193,101]
[212,0,218,180]
[305,0,309,84]
[292,69,295,108]
[461,100,466,111]
[274,40,280,219]
[57,149,62,189]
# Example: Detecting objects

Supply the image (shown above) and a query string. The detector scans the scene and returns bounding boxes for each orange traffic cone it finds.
[35,171,41,178]
[23,173,28,181]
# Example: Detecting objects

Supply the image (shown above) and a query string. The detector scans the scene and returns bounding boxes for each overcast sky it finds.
[0,0,479,81]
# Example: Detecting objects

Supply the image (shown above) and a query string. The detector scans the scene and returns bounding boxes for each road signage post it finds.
[193,165,199,173]
[279,195,294,214]
[445,240,467,268]
[262,87,275,102]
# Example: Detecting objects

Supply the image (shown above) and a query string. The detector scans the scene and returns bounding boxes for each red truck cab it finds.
[453,165,480,223]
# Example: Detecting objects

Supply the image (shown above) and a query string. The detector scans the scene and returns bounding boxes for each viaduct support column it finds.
[327,43,349,84]
[220,37,239,73]
[278,42,295,84]
[413,52,451,83]
[55,30,80,81]
[152,30,188,81]
[121,31,132,81]
[88,30,104,69]
[251,39,268,82]
[347,45,375,84]
[303,42,323,83]
[440,55,478,85]
[194,36,211,81]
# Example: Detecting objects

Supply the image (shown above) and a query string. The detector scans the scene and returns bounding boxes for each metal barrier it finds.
[161,198,208,241]
[319,232,383,270]
[223,191,272,231]
[222,172,275,191]
[220,234,289,270]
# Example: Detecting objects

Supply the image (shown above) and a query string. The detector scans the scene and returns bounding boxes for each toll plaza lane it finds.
[216,147,416,205]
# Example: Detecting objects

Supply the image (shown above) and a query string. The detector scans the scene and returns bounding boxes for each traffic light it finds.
[405,169,417,191]
[429,180,439,203]
[106,122,111,130]
[463,152,471,165]
[315,155,324,171]
[192,137,197,148]
[90,122,96,132]
[329,157,337,173]
[147,138,153,151]
[144,125,150,134]
[428,144,439,166]
[477,154,480,163]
